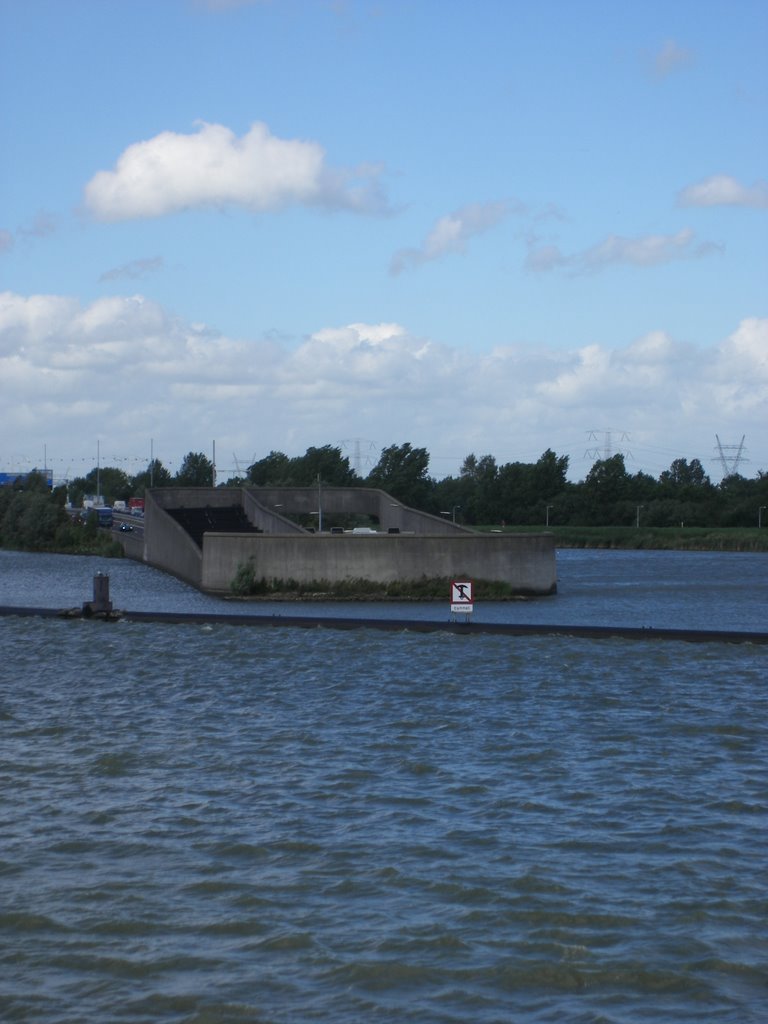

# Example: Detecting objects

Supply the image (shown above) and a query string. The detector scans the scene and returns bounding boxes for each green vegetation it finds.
[6,441,767,558]
[0,472,123,556]
[477,525,768,552]
[64,457,174,508]
[39,443,768,533]
[236,445,768,534]
[231,559,522,600]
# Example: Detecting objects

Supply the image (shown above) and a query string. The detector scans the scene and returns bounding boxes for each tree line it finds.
[0,472,121,554]
[58,442,768,529]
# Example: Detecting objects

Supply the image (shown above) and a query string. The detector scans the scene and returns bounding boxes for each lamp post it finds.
[760,506,766,528]
[635,505,644,528]
[545,505,553,527]
[440,505,461,524]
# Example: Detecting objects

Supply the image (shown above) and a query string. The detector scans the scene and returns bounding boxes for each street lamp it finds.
[635,505,644,528]
[545,505,553,527]
[440,505,461,523]
[760,506,766,528]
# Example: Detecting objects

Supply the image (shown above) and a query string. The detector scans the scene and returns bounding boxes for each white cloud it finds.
[707,317,768,417]
[652,39,693,79]
[84,121,390,221]
[1,291,765,480]
[526,228,721,274]
[678,174,768,209]
[391,201,509,275]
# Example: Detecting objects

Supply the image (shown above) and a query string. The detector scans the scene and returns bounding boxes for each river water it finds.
[1,549,766,1022]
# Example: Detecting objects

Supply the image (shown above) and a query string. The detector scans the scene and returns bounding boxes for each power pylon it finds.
[584,429,633,463]
[232,452,257,477]
[339,438,378,477]
[714,435,748,478]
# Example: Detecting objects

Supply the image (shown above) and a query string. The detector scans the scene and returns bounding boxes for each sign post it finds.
[450,579,474,620]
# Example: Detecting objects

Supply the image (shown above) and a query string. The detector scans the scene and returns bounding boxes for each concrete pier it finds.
[1,603,765,644]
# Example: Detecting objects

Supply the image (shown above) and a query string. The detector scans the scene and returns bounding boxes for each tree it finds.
[291,446,357,487]
[497,461,536,523]
[247,451,292,486]
[660,457,709,490]
[96,467,131,504]
[175,452,215,487]
[582,454,632,524]
[532,449,569,497]
[66,466,131,507]
[1,490,68,550]
[434,454,496,525]
[366,443,435,510]
[462,454,499,524]
[130,459,173,494]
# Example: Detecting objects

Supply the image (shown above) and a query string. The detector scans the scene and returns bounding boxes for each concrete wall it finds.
[115,529,144,561]
[144,488,204,586]
[246,486,470,535]
[149,487,249,513]
[242,489,305,534]
[201,531,557,595]
[142,487,557,596]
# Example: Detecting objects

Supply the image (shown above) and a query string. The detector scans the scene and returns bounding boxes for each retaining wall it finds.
[249,486,470,535]
[141,487,557,596]
[201,531,556,595]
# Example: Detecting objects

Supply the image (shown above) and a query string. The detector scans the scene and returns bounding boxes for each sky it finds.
[1,0,766,485]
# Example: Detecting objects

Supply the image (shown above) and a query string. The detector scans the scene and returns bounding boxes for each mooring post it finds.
[87,573,112,614]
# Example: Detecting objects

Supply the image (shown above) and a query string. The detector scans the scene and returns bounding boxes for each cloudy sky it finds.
[1,0,766,484]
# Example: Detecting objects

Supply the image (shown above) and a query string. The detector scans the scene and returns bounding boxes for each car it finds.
[119,522,134,532]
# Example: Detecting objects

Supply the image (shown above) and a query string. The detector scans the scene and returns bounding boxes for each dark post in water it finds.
[84,573,112,615]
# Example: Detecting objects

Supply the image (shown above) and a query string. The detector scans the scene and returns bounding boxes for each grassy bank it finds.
[0,530,124,558]
[476,525,768,552]
[230,563,537,601]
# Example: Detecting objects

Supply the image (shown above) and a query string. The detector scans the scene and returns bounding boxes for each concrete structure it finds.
[140,486,557,596]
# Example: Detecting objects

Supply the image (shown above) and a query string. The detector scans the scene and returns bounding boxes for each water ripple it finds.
[1,566,767,1023]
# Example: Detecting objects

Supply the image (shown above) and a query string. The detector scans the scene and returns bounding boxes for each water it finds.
[1,547,767,631]
[1,551,767,1022]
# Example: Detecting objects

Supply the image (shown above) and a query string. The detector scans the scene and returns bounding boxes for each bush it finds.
[230,564,523,600]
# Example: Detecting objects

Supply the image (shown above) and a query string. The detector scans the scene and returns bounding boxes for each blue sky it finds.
[1,0,766,484]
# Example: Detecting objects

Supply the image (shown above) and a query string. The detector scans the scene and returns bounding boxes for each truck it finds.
[128,497,145,517]
[80,506,113,528]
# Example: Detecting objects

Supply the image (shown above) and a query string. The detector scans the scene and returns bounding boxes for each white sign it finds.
[450,580,473,613]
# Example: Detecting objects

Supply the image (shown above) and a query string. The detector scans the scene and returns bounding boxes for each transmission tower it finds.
[584,429,633,463]
[339,438,378,477]
[232,452,257,477]
[713,434,748,477]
